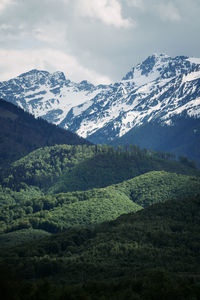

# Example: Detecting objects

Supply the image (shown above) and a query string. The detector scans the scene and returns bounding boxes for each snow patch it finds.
[1,55,200,141]
[187,57,200,65]
[182,71,200,83]
[118,111,142,137]
[73,100,93,116]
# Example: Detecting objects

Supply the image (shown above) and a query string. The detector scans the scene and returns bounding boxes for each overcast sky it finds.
[0,0,200,84]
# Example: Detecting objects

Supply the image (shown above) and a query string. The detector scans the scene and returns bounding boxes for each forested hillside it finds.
[3,144,199,193]
[0,98,90,169]
[1,99,200,299]
[1,171,200,234]
[0,142,199,235]
[1,194,200,299]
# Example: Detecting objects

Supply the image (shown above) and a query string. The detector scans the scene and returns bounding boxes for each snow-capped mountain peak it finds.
[122,54,200,87]
[17,69,67,86]
[0,54,200,147]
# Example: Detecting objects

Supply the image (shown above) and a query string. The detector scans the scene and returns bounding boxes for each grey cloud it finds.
[0,0,200,83]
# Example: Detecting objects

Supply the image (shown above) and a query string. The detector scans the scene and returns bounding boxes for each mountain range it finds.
[1,64,200,298]
[0,53,200,163]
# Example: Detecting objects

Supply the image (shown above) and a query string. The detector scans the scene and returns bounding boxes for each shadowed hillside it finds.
[1,194,200,299]
[0,98,91,169]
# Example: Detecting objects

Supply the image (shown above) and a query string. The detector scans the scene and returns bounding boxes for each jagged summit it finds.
[0,53,200,163]
[16,69,67,84]
[122,53,200,84]
[51,71,66,81]
[78,80,95,91]
[152,52,169,57]
[16,69,50,84]
[18,69,49,76]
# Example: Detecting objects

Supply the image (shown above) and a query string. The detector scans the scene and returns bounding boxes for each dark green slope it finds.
[111,116,200,166]
[1,194,200,299]
[28,194,200,278]
[3,143,199,193]
[0,98,90,169]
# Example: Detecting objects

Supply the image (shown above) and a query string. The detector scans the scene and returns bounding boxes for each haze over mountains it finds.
[0,53,200,163]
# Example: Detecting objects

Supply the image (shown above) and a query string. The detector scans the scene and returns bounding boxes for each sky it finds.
[0,0,200,84]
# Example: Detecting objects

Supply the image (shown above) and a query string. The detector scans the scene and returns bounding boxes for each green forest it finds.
[1,98,200,299]
[1,170,200,235]
[0,98,90,170]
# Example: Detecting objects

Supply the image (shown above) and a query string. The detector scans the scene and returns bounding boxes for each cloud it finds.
[0,49,111,85]
[76,0,135,28]
[0,0,15,13]
[0,0,199,85]
[156,2,181,22]
[32,22,67,44]
[126,0,144,8]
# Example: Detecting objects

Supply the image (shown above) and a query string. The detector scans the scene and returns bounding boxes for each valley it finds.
[0,54,200,299]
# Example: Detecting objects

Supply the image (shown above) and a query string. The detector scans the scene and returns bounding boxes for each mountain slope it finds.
[0,183,142,234]
[0,98,90,169]
[1,170,200,234]
[1,194,200,299]
[1,54,200,163]
[1,141,199,234]
[0,69,100,124]
[112,115,200,164]
[75,54,200,142]
[3,144,199,193]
